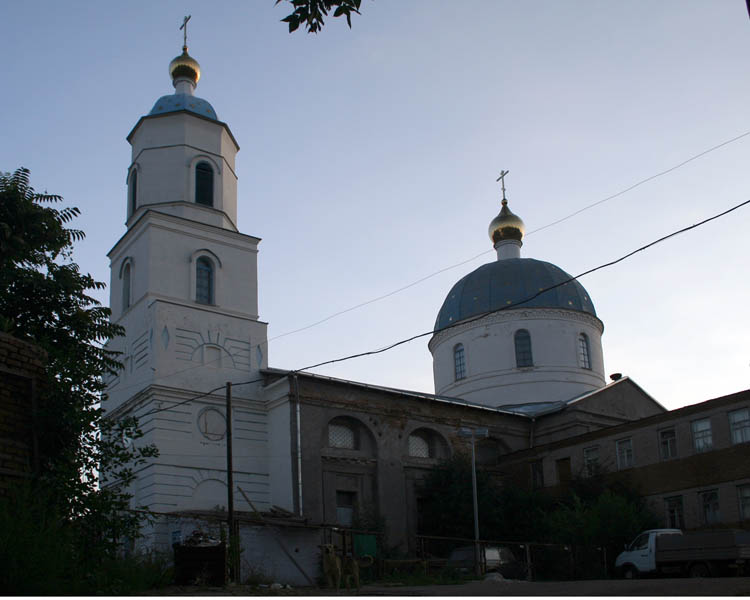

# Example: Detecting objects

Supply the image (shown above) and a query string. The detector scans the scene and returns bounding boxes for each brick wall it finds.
[0,332,46,496]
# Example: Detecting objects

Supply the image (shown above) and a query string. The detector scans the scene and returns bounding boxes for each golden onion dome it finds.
[488,199,525,244]
[169,46,201,85]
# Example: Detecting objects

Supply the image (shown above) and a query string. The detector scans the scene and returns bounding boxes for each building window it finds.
[195,161,214,207]
[335,490,356,527]
[122,262,131,311]
[454,344,466,381]
[556,457,571,484]
[578,333,591,369]
[408,432,430,458]
[729,408,750,444]
[195,257,214,304]
[616,438,634,470]
[583,446,599,477]
[659,429,676,460]
[738,485,750,521]
[700,489,720,525]
[531,460,544,489]
[692,418,713,453]
[328,421,356,450]
[129,170,137,216]
[665,496,684,529]
[514,329,533,368]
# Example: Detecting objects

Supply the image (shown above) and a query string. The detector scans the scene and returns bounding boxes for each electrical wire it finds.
[294,197,750,373]
[265,128,750,343]
[106,129,750,395]
[126,196,750,417]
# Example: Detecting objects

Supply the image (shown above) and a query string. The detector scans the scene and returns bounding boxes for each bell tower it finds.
[103,34,270,531]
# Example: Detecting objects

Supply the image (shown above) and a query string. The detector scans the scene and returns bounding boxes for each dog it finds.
[342,553,374,591]
[321,544,342,590]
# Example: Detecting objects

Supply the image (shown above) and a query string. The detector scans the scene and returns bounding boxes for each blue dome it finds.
[435,258,596,331]
[149,93,217,120]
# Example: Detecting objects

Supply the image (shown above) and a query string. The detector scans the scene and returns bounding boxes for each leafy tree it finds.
[417,454,504,541]
[0,168,157,592]
[277,0,363,33]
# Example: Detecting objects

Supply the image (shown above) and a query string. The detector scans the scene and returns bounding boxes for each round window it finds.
[198,408,226,441]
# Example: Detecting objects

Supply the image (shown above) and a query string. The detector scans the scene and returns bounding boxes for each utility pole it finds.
[458,426,489,577]
[225,381,235,581]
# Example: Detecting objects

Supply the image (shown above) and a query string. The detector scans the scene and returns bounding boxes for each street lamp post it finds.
[458,426,489,577]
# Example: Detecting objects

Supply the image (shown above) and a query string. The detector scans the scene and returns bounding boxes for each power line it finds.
[138,377,265,417]
[266,128,750,343]
[525,129,750,236]
[126,196,750,418]
[107,129,750,394]
[294,197,750,373]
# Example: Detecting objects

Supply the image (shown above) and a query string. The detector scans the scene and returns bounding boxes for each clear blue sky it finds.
[3,1,750,409]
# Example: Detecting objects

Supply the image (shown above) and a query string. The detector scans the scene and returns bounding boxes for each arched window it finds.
[454,344,466,381]
[407,428,450,459]
[122,262,131,311]
[196,257,214,304]
[514,329,533,368]
[328,419,357,450]
[408,431,431,458]
[195,161,214,207]
[578,333,591,369]
[129,170,137,216]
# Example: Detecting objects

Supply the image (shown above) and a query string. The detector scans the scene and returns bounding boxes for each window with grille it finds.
[738,485,750,521]
[454,344,466,381]
[196,161,214,206]
[665,495,684,528]
[408,433,430,458]
[196,257,214,304]
[616,438,633,470]
[729,408,750,444]
[700,489,720,525]
[583,446,599,477]
[328,422,356,449]
[514,329,533,368]
[692,418,713,453]
[122,262,131,311]
[578,333,591,369]
[659,429,676,460]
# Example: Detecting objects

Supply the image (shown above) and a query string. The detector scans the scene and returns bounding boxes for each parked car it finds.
[446,545,526,579]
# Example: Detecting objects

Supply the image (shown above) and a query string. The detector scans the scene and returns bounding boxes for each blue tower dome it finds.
[434,258,596,331]
[148,94,217,120]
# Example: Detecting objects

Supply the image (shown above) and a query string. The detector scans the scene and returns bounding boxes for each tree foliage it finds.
[277,0,362,33]
[417,453,657,561]
[0,168,157,592]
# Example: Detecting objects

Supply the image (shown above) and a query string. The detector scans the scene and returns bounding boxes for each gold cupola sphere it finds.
[169,46,201,85]
[488,199,525,244]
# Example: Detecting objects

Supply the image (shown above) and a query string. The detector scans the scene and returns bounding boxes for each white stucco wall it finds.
[127,112,239,229]
[429,308,606,407]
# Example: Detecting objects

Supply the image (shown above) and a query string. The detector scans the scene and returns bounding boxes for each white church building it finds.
[102,43,669,582]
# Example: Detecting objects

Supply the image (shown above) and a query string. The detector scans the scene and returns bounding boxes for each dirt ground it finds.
[149,576,750,596]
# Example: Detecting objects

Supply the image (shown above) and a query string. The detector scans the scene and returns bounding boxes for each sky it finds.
[2,0,750,411]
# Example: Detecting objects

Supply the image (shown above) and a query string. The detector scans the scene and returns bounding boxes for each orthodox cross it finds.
[180,15,191,48]
[496,170,509,201]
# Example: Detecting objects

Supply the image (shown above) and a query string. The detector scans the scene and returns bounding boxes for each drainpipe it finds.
[292,373,303,516]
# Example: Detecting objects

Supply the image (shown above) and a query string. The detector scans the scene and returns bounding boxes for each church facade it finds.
[100,43,745,583]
